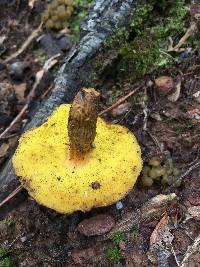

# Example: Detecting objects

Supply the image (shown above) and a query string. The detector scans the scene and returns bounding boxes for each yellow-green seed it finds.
[149,157,161,167]
[161,174,170,185]
[141,176,153,187]
[154,166,166,177]
[142,165,151,175]
[46,19,54,29]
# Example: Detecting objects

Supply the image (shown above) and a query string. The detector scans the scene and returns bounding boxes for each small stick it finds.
[166,160,200,192]
[0,104,28,140]
[180,234,200,267]
[174,160,200,186]
[99,85,142,116]
[0,185,23,208]
[3,22,43,63]
[0,54,60,140]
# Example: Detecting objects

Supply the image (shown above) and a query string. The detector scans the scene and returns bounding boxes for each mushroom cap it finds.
[12,104,142,214]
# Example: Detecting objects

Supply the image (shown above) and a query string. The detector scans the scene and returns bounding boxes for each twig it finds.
[3,22,43,63]
[99,85,142,116]
[0,105,28,140]
[0,185,23,208]
[174,160,200,186]
[146,130,163,154]
[167,23,197,53]
[142,88,148,131]
[180,234,200,267]
[0,54,60,140]
[170,243,181,267]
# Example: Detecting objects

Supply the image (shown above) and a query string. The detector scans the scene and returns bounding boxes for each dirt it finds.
[0,1,200,267]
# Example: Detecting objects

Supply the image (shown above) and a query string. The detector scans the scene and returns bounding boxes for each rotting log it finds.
[0,0,141,217]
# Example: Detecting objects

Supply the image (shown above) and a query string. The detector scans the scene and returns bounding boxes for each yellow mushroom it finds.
[12,88,142,214]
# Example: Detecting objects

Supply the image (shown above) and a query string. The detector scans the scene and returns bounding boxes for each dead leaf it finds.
[0,143,9,158]
[150,213,169,246]
[167,79,181,102]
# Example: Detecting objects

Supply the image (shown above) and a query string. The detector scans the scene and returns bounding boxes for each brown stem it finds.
[68,88,100,159]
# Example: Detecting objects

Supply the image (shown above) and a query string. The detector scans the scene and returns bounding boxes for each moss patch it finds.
[105,0,190,81]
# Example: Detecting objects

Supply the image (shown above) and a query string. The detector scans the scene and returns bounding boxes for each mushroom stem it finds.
[68,88,100,159]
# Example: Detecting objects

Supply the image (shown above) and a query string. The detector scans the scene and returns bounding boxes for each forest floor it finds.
[0,1,200,267]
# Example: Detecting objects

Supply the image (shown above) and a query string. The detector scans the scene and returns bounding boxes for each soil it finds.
[0,1,200,267]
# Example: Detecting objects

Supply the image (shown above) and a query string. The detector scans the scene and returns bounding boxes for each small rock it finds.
[116,201,123,210]
[78,214,115,236]
[9,61,28,80]
[193,90,200,104]
[111,102,131,117]
[20,236,27,243]
[39,34,62,57]
[150,112,162,121]
[71,248,96,265]
[154,76,174,94]
[57,35,71,51]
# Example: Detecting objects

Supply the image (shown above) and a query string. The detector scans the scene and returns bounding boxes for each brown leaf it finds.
[167,80,181,102]
[150,213,169,246]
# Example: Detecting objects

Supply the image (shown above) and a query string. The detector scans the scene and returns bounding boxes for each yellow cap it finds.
[12,104,142,214]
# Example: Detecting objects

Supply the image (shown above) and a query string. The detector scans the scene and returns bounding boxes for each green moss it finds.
[119,0,188,80]
[104,0,190,81]
[2,217,13,226]
[106,247,121,263]
[69,0,94,41]
[0,247,13,267]
[111,231,124,245]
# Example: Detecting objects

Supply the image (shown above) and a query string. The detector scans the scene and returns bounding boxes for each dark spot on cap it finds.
[57,176,61,181]
[91,181,101,190]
